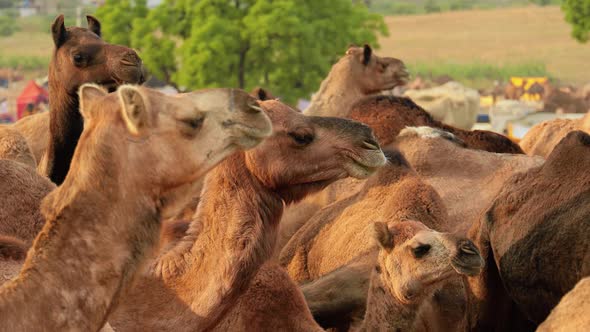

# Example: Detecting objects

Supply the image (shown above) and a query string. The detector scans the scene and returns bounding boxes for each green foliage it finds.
[0,10,17,36]
[94,0,148,46]
[562,0,590,42]
[424,0,443,13]
[0,56,49,70]
[409,61,551,82]
[96,0,387,103]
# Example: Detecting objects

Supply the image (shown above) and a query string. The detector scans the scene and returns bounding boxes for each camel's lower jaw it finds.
[344,151,387,179]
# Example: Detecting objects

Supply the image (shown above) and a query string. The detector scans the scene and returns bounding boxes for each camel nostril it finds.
[362,139,380,151]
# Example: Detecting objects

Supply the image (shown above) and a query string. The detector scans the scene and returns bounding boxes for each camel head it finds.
[373,220,484,305]
[344,44,409,94]
[76,85,271,191]
[247,99,386,203]
[49,15,145,95]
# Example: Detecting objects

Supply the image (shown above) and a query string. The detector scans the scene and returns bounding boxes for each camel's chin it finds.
[344,161,379,179]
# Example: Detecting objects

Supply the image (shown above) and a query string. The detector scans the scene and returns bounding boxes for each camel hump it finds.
[545,130,590,168]
[0,126,36,168]
[0,235,27,261]
[398,126,466,147]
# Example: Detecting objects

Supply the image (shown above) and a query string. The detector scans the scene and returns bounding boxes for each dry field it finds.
[379,6,589,84]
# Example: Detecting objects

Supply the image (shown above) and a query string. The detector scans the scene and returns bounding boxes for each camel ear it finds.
[118,85,151,136]
[86,15,101,37]
[51,14,67,48]
[373,222,393,250]
[78,84,107,120]
[256,88,268,101]
[362,44,372,66]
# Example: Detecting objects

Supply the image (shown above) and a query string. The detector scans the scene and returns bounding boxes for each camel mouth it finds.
[231,123,272,149]
[343,150,387,179]
[451,241,484,276]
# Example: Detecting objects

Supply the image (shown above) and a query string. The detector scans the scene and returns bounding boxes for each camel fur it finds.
[304,44,408,118]
[0,85,273,331]
[110,99,386,331]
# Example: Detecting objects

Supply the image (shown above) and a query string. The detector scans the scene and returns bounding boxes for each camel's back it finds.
[12,112,50,166]
[519,118,581,158]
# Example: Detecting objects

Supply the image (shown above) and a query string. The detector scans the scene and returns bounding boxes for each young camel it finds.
[10,15,145,183]
[109,99,386,331]
[0,85,273,332]
[359,220,484,331]
[304,44,408,118]
[519,111,590,158]
[537,277,590,332]
[467,130,590,330]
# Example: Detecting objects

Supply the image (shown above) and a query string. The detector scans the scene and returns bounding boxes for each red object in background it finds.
[16,80,48,119]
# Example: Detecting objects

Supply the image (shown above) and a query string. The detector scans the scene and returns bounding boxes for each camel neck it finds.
[305,62,364,118]
[44,70,83,185]
[156,152,284,329]
[360,270,420,331]
[0,128,161,331]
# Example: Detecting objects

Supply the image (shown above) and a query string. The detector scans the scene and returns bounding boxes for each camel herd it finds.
[0,15,588,332]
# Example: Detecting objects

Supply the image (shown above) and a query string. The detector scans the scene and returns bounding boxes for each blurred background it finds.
[0,0,588,138]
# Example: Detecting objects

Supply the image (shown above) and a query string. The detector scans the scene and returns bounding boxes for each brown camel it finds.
[278,126,538,259]
[519,111,590,158]
[276,96,524,253]
[10,15,145,184]
[0,126,36,167]
[304,44,408,118]
[359,221,483,331]
[109,99,386,331]
[467,130,590,330]
[348,95,523,154]
[0,84,273,330]
[0,126,55,256]
[10,112,49,165]
[537,277,590,332]
[281,149,449,283]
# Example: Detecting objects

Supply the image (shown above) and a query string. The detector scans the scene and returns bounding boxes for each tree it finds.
[562,0,590,43]
[94,0,148,46]
[96,0,387,103]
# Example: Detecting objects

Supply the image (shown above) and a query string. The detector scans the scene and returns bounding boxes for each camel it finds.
[278,125,538,259]
[9,15,145,184]
[0,84,273,330]
[304,44,409,118]
[276,96,524,253]
[0,126,55,260]
[109,99,386,331]
[347,95,523,153]
[537,277,590,332]
[519,111,590,158]
[467,130,590,330]
[10,112,49,164]
[358,221,484,331]
[0,126,36,167]
[281,149,449,283]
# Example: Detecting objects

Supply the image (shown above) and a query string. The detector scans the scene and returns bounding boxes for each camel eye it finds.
[181,117,204,130]
[289,132,314,146]
[73,53,84,65]
[412,244,431,258]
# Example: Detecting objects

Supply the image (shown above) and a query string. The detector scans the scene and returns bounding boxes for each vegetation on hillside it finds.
[562,0,590,42]
[95,0,387,103]
[368,0,562,15]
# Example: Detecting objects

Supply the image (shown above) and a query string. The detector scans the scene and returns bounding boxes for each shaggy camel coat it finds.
[467,130,590,330]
